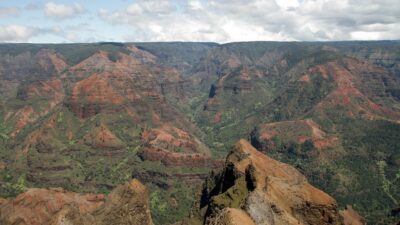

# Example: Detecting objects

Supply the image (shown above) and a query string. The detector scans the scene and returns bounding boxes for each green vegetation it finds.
[257,117,400,225]
[268,70,336,121]
[0,122,8,142]
[148,180,201,225]
[0,42,131,65]
[0,172,27,198]
[377,160,399,206]
[133,42,218,75]
[212,176,248,209]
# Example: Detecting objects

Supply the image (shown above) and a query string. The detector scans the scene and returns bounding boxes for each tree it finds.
[301,139,315,152]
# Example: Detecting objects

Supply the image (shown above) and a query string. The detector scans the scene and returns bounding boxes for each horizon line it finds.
[0,40,400,45]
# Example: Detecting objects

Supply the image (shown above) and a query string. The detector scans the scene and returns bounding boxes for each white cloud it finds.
[0,23,103,43]
[0,25,37,42]
[44,2,86,19]
[275,0,300,9]
[99,0,400,42]
[188,0,203,10]
[2,0,400,43]
[350,31,382,40]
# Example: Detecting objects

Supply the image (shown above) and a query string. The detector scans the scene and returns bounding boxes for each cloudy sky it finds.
[0,0,399,43]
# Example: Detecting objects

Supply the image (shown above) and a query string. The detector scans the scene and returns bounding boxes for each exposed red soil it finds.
[259,119,338,150]
[36,50,68,74]
[12,106,34,137]
[21,129,41,155]
[10,79,64,137]
[26,79,64,101]
[69,51,116,77]
[213,111,222,123]
[69,73,125,118]
[299,73,311,82]
[238,67,251,81]
[72,74,124,104]
[0,188,104,225]
[140,124,216,167]
[83,124,125,149]
[141,124,199,153]
[19,112,62,156]
[67,50,185,119]
[46,53,68,73]
[313,61,400,121]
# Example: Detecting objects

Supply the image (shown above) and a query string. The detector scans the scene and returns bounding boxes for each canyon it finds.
[0,140,364,225]
[0,41,399,224]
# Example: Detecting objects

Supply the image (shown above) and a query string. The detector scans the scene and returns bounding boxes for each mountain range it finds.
[0,41,399,225]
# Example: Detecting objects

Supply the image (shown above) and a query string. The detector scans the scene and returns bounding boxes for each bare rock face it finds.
[0,179,153,225]
[208,208,256,225]
[200,139,344,225]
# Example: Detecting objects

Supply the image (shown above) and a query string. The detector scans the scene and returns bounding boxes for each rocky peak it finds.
[198,139,348,225]
[69,51,115,75]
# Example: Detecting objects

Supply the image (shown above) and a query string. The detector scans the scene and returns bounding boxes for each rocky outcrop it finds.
[199,139,344,225]
[139,124,216,167]
[208,208,256,225]
[0,179,153,225]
